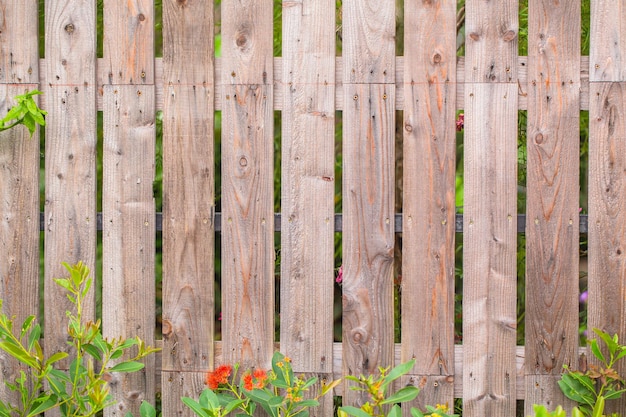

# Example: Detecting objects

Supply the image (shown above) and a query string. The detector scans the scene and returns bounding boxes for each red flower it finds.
[205,365,232,390]
[243,369,268,390]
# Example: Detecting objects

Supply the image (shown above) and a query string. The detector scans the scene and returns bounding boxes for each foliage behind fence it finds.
[0,1,624,416]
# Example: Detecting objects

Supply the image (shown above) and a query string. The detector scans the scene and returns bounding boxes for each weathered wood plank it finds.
[524,1,581,414]
[43,0,97,380]
[462,83,518,417]
[588,81,626,414]
[0,0,39,409]
[342,83,395,407]
[220,84,274,370]
[103,0,154,84]
[220,0,274,372]
[280,0,336,413]
[161,0,215,416]
[341,0,396,408]
[401,0,456,413]
[463,1,518,415]
[0,85,40,409]
[590,1,626,82]
[465,1,518,83]
[0,0,39,83]
[102,85,156,417]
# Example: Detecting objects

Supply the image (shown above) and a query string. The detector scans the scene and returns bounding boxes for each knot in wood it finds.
[64,23,75,34]
[350,327,369,344]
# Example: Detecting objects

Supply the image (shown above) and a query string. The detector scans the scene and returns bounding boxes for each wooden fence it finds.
[0,0,625,416]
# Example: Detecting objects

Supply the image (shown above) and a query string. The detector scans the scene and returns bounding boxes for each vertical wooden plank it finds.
[43,0,97,380]
[589,2,626,414]
[102,85,156,416]
[221,0,274,369]
[588,82,626,415]
[0,0,39,408]
[103,1,155,415]
[590,2,626,82]
[463,1,518,416]
[401,0,456,411]
[342,0,395,407]
[524,1,580,414]
[161,0,215,415]
[281,0,336,414]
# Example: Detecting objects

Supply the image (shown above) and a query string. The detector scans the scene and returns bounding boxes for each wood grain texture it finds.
[0,0,39,83]
[43,0,97,378]
[401,0,456,413]
[161,1,215,415]
[342,84,395,407]
[280,0,336,413]
[462,83,518,417]
[524,1,581,414]
[588,82,626,414]
[220,0,274,371]
[342,0,395,84]
[220,84,274,370]
[103,0,154,84]
[590,1,626,82]
[221,0,272,86]
[280,2,335,357]
[0,85,40,409]
[464,0,518,83]
[102,85,156,417]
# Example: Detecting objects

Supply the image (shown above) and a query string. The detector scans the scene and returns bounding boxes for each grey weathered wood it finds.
[342,84,395,407]
[220,0,274,372]
[589,1,626,415]
[588,82,626,414]
[0,86,40,410]
[102,85,156,417]
[43,0,97,381]
[0,0,40,409]
[103,0,154,85]
[590,1,626,82]
[465,0,518,83]
[341,0,396,408]
[462,86,518,416]
[161,0,215,415]
[0,0,39,83]
[524,1,580,414]
[401,0,456,413]
[280,0,336,414]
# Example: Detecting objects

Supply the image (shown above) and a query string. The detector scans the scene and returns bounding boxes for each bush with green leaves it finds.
[0,261,159,417]
[0,89,46,137]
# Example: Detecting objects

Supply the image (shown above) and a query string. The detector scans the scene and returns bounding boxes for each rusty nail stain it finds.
[231,71,236,77]
[141,71,146,78]
[382,94,387,100]
[138,13,146,22]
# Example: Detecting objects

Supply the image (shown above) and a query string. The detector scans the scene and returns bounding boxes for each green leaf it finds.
[594,329,618,358]
[382,359,415,390]
[140,400,156,417]
[83,343,103,361]
[27,323,41,352]
[45,351,69,367]
[26,394,58,417]
[20,315,35,339]
[109,361,145,373]
[380,385,420,405]
[589,339,606,365]
[410,408,426,417]
[0,341,38,368]
[181,397,209,417]
[339,406,374,417]
[387,404,402,417]
[591,395,605,417]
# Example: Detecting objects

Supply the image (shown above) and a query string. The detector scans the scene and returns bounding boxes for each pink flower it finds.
[336,266,343,284]
[580,291,588,304]
[456,113,464,131]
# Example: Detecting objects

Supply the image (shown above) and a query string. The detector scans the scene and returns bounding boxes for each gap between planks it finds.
[35,56,591,112]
